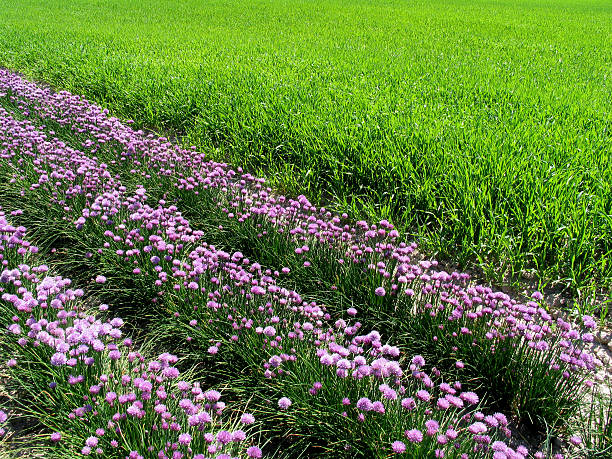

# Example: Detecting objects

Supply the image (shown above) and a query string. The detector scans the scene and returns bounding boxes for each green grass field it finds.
[0,0,610,302]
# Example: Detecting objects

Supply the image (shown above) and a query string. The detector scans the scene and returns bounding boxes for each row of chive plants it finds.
[0,68,602,429]
[0,102,519,459]
[0,69,607,456]
[0,68,604,456]
[9,68,609,427]
[0,209,266,458]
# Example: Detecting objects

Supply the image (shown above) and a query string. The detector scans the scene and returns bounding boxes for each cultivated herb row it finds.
[0,70,608,457]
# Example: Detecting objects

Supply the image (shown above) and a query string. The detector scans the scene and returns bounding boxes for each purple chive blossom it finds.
[50,352,67,366]
[246,446,263,458]
[374,287,386,297]
[569,435,582,446]
[207,346,218,355]
[204,390,221,402]
[405,429,423,443]
[401,397,416,410]
[372,401,385,413]
[460,392,479,405]
[217,430,231,445]
[178,433,192,445]
[356,397,373,411]
[278,397,292,410]
[162,367,179,379]
[240,413,255,425]
[468,422,487,434]
[425,419,439,436]
[391,441,406,453]
[251,286,266,295]
[436,397,450,410]
[583,315,596,329]
[85,436,99,448]
[95,275,106,284]
[232,430,246,442]
[50,432,62,442]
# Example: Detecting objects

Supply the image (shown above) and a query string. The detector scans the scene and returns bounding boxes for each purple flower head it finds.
[405,429,423,443]
[204,390,221,402]
[493,412,508,426]
[380,384,397,400]
[582,315,596,329]
[278,397,292,410]
[51,352,67,366]
[401,397,416,410]
[412,355,425,368]
[372,401,385,414]
[217,430,231,445]
[484,415,499,428]
[246,446,263,458]
[531,291,543,301]
[391,441,406,453]
[251,286,265,295]
[178,433,191,445]
[356,397,373,411]
[240,413,255,425]
[468,422,487,434]
[569,435,582,446]
[460,391,479,405]
[85,436,98,448]
[436,398,450,410]
[232,430,246,442]
[162,367,179,379]
[425,419,439,436]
